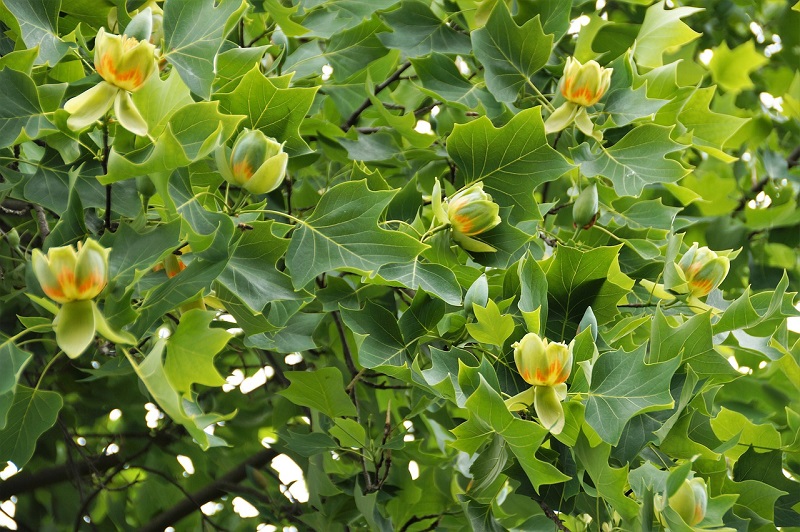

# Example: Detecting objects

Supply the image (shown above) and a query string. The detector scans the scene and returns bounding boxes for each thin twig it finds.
[341,61,412,131]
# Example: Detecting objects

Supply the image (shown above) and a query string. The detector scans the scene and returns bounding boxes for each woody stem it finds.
[102,117,112,231]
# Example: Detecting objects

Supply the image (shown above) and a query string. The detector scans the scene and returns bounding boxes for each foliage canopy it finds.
[0,0,799,530]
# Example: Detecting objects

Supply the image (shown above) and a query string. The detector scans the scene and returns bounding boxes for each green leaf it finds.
[132,340,230,449]
[262,0,308,36]
[131,70,194,138]
[447,107,574,224]
[282,430,338,457]
[410,53,502,116]
[673,87,748,161]
[733,447,800,525]
[104,101,242,183]
[603,51,668,127]
[708,40,768,94]
[650,309,735,378]
[217,221,309,313]
[164,310,232,393]
[376,261,462,306]
[710,407,781,460]
[285,17,389,82]
[102,221,182,287]
[454,376,570,490]
[286,180,426,288]
[379,1,471,56]
[132,255,230,337]
[542,245,633,341]
[571,124,690,197]
[574,432,641,522]
[215,66,318,155]
[329,417,366,448]
[341,301,407,368]
[634,1,703,68]
[0,385,62,468]
[471,2,552,103]
[466,299,514,347]
[278,367,357,418]
[163,0,247,98]
[584,343,681,445]
[0,342,33,429]
[0,67,53,148]
[0,0,72,65]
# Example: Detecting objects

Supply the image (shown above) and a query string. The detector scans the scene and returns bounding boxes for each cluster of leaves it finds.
[1,0,800,530]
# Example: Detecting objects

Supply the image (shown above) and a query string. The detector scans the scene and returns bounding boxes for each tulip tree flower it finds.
[641,242,736,314]
[431,178,501,252]
[32,239,132,358]
[64,9,157,136]
[505,332,574,434]
[215,129,288,195]
[544,57,613,140]
[677,243,731,297]
[656,477,708,527]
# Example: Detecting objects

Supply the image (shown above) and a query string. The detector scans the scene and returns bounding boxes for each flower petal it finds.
[55,300,96,358]
[534,385,566,434]
[114,90,148,136]
[64,82,117,131]
[244,152,288,194]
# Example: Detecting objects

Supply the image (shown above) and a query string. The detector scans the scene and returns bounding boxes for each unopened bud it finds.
[216,129,288,195]
[678,243,730,297]
[572,184,599,229]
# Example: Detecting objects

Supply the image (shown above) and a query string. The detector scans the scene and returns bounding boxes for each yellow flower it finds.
[560,57,613,107]
[513,332,573,387]
[678,243,730,297]
[32,239,115,358]
[544,57,613,139]
[32,239,109,305]
[64,26,156,136]
[215,129,289,195]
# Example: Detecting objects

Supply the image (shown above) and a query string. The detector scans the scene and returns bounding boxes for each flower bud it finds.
[666,478,707,526]
[94,28,156,93]
[446,183,501,237]
[216,129,288,195]
[513,333,573,387]
[678,243,730,297]
[32,239,110,304]
[560,57,613,107]
[572,183,599,229]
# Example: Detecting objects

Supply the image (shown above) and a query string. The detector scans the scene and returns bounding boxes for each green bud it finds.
[6,227,20,248]
[216,129,288,195]
[572,183,599,229]
[677,243,730,297]
[666,478,707,526]
[437,181,501,253]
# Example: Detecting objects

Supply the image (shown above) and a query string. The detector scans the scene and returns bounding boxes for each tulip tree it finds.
[1,0,800,530]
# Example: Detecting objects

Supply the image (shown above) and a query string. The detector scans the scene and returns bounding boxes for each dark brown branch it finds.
[400,514,440,532]
[32,204,49,240]
[102,119,113,232]
[333,311,358,376]
[536,500,570,531]
[341,61,412,131]
[140,448,277,532]
[0,453,123,500]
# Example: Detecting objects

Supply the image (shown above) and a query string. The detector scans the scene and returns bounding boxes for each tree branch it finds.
[140,448,277,532]
[341,61,412,131]
[0,453,123,500]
